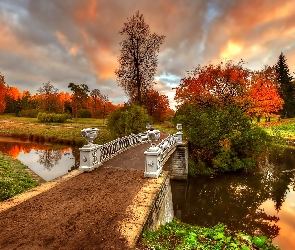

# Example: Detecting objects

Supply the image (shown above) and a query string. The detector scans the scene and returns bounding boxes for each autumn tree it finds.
[37,81,59,112]
[275,52,295,118]
[68,83,89,119]
[115,11,165,104]
[248,66,284,121]
[175,60,251,111]
[142,89,170,122]
[57,91,71,113]
[88,89,109,119]
[4,86,22,114]
[0,72,7,113]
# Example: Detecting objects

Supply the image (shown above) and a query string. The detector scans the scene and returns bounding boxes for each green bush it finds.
[37,112,69,123]
[19,109,39,118]
[140,218,280,250]
[107,104,152,138]
[78,109,92,118]
[175,104,273,173]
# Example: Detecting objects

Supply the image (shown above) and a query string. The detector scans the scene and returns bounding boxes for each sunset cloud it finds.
[0,0,294,106]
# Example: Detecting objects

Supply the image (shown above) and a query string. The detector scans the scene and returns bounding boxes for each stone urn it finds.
[148,130,160,147]
[81,128,99,146]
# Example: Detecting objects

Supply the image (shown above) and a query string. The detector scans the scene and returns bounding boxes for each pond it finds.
[0,137,80,182]
[171,147,295,249]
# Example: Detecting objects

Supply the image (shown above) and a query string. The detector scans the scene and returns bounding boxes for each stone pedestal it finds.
[144,146,162,178]
[175,132,183,144]
[79,144,101,172]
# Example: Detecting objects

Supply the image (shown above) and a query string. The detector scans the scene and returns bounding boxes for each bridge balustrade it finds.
[79,132,148,171]
[144,125,183,178]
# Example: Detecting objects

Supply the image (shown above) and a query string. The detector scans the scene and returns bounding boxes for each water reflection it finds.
[37,149,62,171]
[171,147,295,249]
[0,137,79,182]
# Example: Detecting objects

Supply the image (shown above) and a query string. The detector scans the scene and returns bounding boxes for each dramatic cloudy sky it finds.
[1,0,295,108]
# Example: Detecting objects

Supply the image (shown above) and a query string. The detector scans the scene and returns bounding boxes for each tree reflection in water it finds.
[37,149,62,170]
[171,147,295,241]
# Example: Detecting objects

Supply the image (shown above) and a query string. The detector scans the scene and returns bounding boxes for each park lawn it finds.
[259,118,295,139]
[0,115,110,146]
[0,152,39,201]
[153,121,177,134]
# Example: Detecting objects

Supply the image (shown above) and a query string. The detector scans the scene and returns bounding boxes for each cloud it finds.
[0,0,295,105]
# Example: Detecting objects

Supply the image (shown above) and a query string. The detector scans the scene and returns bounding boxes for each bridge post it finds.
[144,146,162,178]
[79,144,101,171]
[144,130,162,178]
[175,124,183,144]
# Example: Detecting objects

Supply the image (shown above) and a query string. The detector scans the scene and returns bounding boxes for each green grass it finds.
[0,152,39,201]
[259,118,295,139]
[139,218,280,250]
[0,115,110,146]
[153,121,177,134]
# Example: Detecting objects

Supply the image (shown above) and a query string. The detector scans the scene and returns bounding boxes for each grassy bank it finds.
[259,118,295,139]
[153,121,177,134]
[139,219,279,250]
[0,152,39,201]
[0,115,111,146]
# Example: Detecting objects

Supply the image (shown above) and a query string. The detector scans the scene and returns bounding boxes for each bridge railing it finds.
[99,133,148,163]
[79,131,148,171]
[144,124,183,178]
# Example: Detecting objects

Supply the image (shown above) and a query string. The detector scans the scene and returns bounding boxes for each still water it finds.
[0,137,79,182]
[171,147,295,249]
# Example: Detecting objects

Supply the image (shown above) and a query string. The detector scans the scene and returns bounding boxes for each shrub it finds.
[78,109,92,118]
[19,109,39,118]
[37,112,69,123]
[107,104,152,138]
[175,104,273,173]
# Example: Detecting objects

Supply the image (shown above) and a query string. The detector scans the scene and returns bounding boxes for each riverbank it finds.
[0,115,111,146]
[0,152,39,201]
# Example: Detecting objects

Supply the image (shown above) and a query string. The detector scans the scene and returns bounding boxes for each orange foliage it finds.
[7,87,22,100]
[0,73,8,113]
[175,60,251,110]
[175,61,283,119]
[142,89,170,121]
[248,67,284,119]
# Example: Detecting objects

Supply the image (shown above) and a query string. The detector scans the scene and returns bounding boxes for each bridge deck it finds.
[0,140,167,250]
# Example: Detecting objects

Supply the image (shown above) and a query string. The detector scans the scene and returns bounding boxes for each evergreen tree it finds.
[275,52,295,118]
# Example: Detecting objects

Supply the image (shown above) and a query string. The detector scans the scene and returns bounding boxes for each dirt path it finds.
[0,142,155,250]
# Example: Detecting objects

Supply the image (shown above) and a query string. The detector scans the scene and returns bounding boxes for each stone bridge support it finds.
[163,142,188,180]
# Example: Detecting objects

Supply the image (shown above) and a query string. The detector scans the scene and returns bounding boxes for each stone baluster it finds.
[175,124,183,144]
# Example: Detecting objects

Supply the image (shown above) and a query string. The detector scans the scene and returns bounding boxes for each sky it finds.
[1,0,295,108]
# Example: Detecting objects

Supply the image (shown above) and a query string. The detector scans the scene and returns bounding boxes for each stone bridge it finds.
[0,125,188,249]
[79,124,188,180]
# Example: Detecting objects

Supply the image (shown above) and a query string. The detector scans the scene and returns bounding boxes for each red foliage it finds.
[0,73,8,113]
[175,61,283,119]
[142,89,170,121]
[175,60,251,109]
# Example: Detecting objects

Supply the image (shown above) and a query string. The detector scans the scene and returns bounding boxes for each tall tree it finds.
[275,52,295,118]
[37,82,59,112]
[0,72,8,113]
[115,11,165,105]
[68,83,89,119]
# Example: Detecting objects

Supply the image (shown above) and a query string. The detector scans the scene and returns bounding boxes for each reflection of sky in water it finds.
[17,149,75,182]
[260,188,295,249]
